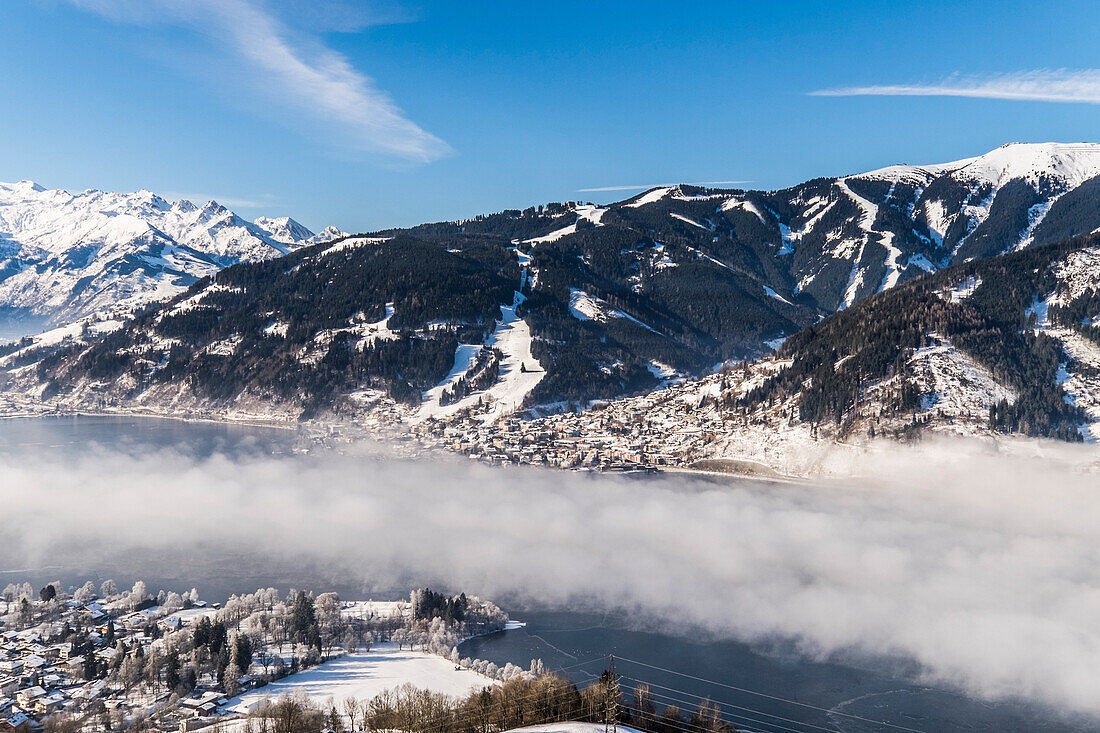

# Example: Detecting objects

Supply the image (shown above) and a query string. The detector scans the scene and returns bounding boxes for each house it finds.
[6,712,30,729]
[20,657,45,672]
[34,695,65,716]
[16,686,46,708]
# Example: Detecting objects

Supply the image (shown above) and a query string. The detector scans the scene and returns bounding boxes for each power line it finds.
[623,679,837,733]
[613,655,927,733]
[630,706,812,733]
[577,659,840,733]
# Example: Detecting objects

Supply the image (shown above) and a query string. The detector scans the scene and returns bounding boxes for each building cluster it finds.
[407,372,744,471]
[0,590,243,733]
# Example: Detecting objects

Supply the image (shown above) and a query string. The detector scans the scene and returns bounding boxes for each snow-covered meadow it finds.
[228,644,496,714]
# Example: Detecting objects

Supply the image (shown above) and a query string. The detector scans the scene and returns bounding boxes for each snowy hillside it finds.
[0,180,339,331]
[703,142,1100,311]
[8,142,1100,439]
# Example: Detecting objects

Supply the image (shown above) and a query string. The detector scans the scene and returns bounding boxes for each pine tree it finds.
[165,647,180,686]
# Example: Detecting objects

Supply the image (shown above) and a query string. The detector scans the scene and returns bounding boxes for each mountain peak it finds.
[858,141,1100,188]
[253,216,315,244]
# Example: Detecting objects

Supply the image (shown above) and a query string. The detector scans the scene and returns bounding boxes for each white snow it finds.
[206,334,243,357]
[565,289,660,334]
[646,361,682,387]
[908,253,938,273]
[859,143,1100,190]
[416,293,545,422]
[354,303,398,350]
[322,237,390,256]
[669,212,708,230]
[938,275,982,303]
[835,178,902,305]
[0,314,123,368]
[684,245,732,271]
[568,289,602,321]
[1050,246,1100,306]
[263,321,289,338]
[0,179,331,327]
[905,338,1016,418]
[783,197,836,254]
[417,344,484,419]
[720,197,768,224]
[625,187,672,208]
[523,205,607,246]
[762,285,792,305]
[1048,330,1100,441]
[226,644,496,713]
[864,143,1100,260]
[253,216,314,245]
[574,204,607,225]
[1027,254,1100,440]
[524,223,577,245]
[920,199,950,248]
[945,142,1100,190]
[776,221,794,255]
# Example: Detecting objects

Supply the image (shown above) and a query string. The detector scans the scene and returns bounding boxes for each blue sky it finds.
[3,0,1100,233]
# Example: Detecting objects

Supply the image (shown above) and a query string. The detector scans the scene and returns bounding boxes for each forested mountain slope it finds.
[493,234,1100,477]
[7,142,1100,426]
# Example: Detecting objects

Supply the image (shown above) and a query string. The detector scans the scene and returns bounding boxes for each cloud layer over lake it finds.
[4,437,1100,716]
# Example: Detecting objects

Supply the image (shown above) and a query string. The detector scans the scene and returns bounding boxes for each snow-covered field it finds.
[416,293,544,422]
[228,643,497,714]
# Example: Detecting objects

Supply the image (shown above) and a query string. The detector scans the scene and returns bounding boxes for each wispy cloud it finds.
[812,69,1100,104]
[69,0,451,162]
[578,180,751,192]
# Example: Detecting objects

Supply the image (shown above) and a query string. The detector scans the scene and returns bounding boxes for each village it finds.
[358,360,788,474]
[0,583,518,733]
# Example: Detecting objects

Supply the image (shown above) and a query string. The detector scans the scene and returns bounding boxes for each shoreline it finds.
[0,404,303,432]
[0,402,817,481]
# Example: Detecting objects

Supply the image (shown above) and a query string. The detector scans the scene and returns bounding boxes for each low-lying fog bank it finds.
[3,436,1100,718]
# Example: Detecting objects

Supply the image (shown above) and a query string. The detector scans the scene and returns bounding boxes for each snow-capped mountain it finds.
[753,141,1100,310]
[0,180,339,329]
[253,216,346,245]
[8,142,1100,440]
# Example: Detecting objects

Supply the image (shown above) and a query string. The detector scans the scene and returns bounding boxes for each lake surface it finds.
[460,610,1082,733]
[0,413,297,459]
[0,416,1090,732]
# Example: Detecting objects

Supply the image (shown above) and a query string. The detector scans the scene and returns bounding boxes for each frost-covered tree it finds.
[74,581,97,604]
[164,592,184,614]
[100,579,118,599]
[224,661,243,695]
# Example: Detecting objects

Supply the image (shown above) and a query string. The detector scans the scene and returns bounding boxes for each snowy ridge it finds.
[855,143,1100,189]
[0,180,340,331]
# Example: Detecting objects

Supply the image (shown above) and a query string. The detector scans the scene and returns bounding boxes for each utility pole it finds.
[605,655,618,733]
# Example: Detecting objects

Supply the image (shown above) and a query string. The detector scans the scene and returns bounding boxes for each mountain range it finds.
[0,179,342,333]
[3,142,1100,448]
